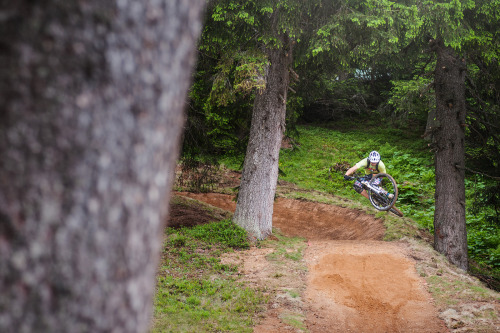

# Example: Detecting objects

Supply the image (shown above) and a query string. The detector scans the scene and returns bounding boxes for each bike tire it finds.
[367,173,398,211]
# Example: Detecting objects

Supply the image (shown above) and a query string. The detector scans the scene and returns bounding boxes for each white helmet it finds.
[369,151,381,163]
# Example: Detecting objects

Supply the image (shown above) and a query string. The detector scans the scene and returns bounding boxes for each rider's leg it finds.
[354,178,367,197]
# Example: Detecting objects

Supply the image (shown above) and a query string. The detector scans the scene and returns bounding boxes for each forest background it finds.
[180,0,500,278]
[2,0,498,331]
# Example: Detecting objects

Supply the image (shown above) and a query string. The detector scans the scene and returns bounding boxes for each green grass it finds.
[277,125,435,215]
[181,218,251,250]
[427,274,500,305]
[263,232,306,267]
[222,123,499,275]
[280,312,307,331]
[152,220,266,332]
[153,276,263,332]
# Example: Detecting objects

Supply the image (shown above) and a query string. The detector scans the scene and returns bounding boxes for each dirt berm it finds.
[172,192,473,332]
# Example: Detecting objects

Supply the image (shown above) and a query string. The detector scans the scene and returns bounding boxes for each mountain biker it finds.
[344,150,391,200]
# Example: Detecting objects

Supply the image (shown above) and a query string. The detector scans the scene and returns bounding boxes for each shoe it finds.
[387,193,394,199]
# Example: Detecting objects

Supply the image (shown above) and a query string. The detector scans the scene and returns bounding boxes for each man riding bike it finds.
[344,151,402,215]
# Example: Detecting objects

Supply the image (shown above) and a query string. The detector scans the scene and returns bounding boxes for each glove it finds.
[344,175,354,181]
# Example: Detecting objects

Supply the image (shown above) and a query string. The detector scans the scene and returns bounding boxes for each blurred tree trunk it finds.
[0,1,204,332]
[233,34,292,240]
[431,39,468,271]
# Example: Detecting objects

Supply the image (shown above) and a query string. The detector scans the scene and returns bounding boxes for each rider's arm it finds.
[378,161,387,174]
[345,165,359,176]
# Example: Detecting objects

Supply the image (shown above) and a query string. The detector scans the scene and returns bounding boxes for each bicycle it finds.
[344,173,403,217]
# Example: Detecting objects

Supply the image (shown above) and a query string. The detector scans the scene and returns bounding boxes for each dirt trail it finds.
[176,192,448,332]
[305,240,447,333]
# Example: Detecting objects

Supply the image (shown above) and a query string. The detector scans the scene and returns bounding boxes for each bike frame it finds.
[359,179,386,197]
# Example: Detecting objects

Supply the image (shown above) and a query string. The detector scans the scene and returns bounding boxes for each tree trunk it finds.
[233,36,292,240]
[0,1,205,332]
[432,39,468,271]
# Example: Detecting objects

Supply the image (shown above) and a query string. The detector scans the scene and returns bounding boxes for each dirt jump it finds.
[174,192,450,332]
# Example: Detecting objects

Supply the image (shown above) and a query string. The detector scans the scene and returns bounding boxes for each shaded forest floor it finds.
[167,170,499,332]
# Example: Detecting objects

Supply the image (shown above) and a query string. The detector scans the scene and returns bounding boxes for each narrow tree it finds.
[0,1,205,331]
[390,0,482,270]
[431,38,468,269]
[200,0,309,239]
[233,25,294,239]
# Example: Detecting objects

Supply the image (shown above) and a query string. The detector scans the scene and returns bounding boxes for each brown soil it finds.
[305,240,448,333]
[170,192,451,332]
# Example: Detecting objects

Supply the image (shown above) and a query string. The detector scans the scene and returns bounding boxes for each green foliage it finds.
[185,0,320,158]
[473,0,500,63]
[170,234,187,248]
[387,76,435,122]
[233,54,268,95]
[468,224,500,269]
[193,50,270,156]
[207,51,269,107]
[187,54,254,156]
[299,76,373,122]
[209,0,311,47]
[307,0,400,66]
[467,177,500,226]
[395,0,476,50]
[462,63,500,191]
[466,177,500,270]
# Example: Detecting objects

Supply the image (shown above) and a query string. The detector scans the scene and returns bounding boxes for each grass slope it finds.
[222,122,498,280]
[273,123,498,276]
[152,219,266,332]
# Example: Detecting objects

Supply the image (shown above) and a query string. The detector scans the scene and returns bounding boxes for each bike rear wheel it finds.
[367,173,398,211]
[389,206,404,217]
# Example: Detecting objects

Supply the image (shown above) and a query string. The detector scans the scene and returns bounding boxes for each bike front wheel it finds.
[367,173,398,211]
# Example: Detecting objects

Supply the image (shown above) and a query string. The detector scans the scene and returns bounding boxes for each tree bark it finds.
[0,1,205,332]
[233,35,292,240]
[432,39,468,271]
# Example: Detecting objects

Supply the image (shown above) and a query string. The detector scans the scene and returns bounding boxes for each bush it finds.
[182,219,250,249]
